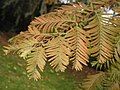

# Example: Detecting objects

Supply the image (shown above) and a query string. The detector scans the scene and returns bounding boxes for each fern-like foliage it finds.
[27,46,46,81]
[82,70,120,90]
[65,27,89,70]
[85,13,118,63]
[82,36,120,90]
[31,2,84,33]
[82,72,105,90]
[3,0,120,80]
[46,36,71,72]
[87,0,120,69]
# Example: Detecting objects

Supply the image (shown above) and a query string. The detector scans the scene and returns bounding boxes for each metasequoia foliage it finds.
[4,0,120,80]
[81,37,120,90]
[82,72,106,90]
[82,70,120,90]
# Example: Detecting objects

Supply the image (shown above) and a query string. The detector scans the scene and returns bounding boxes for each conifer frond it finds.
[4,37,39,57]
[65,27,89,70]
[85,9,119,64]
[30,12,76,33]
[27,46,46,80]
[30,2,86,34]
[103,71,120,90]
[109,82,120,90]
[3,45,18,55]
[114,35,120,63]
[17,38,39,59]
[82,72,105,90]
[46,36,71,72]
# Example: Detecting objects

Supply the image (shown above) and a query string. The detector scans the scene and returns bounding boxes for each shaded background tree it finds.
[0,0,88,34]
[0,0,59,33]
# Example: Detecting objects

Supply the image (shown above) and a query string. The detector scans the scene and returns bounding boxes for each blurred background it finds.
[0,0,87,34]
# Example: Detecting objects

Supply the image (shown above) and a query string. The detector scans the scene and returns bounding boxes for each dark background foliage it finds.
[0,0,53,33]
[0,0,88,33]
